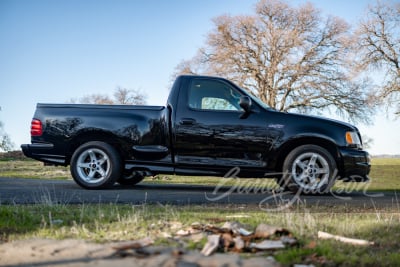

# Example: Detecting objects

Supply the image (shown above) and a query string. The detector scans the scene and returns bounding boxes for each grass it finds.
[1,156,400,266]
[0,160,70,180]
[367,158,400,191]
[1,203,400,266]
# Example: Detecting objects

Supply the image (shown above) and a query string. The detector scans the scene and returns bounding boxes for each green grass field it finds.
[368,158,400,190]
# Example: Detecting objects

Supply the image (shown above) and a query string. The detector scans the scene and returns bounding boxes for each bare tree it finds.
[113,87,147,105]
[77,94,114,104]
[71,87,147,105]
[356,0,400,115]
[174,0,376,123]
[0,108,14,152]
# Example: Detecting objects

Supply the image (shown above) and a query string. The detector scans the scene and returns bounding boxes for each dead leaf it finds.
[222,233,234,251]
[305,240,317,249]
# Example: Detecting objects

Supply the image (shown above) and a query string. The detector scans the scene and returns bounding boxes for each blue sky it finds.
[0,0,399,155]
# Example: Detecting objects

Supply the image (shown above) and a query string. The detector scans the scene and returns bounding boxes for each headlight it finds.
[345,131,362,148]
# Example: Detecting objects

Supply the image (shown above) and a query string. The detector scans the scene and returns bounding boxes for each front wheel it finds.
[279,145,337,194]
[70,141,122,189]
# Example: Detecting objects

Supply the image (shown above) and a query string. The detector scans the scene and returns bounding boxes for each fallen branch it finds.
[317,231,374,246]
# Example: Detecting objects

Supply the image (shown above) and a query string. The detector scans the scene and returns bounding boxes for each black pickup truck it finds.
[22,75,370,193]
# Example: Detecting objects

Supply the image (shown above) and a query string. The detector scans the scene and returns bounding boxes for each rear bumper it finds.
[339,147,371,182]
[21,143,66,166]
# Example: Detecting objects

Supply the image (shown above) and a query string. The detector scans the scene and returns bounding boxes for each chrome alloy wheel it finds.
[75,148,111,184]
[290,152,330,190]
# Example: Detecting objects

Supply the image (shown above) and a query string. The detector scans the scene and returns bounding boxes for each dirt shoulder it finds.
[0,239,281,267]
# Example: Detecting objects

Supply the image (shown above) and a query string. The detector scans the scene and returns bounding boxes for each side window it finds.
[188,79,242,111]
[201,97,237,110]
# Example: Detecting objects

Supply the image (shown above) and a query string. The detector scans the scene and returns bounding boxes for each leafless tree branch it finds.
[173,0,377,123]
[356,0,400,115]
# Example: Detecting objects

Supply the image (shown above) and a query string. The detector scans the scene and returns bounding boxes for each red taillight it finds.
[30,119,43,136]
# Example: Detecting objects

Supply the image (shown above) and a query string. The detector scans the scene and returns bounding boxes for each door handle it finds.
[180,118,196,125]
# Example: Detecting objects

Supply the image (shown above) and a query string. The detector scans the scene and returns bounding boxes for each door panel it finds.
[174,78,269,174]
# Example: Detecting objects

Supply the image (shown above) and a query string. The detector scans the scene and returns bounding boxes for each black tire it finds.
[279,145,337,194]
[118,171,145,186]
[70,141,122,189]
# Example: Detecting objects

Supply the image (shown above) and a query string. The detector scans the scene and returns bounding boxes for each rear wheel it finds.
[70,141,122,189]
[279,145,337,194]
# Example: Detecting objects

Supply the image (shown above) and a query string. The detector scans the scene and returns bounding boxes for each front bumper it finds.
[21,143,66,165]
[339,147,371,182]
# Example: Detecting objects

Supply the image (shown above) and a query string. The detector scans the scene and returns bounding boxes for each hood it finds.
[286,112,357,130]
[266,110,359,137]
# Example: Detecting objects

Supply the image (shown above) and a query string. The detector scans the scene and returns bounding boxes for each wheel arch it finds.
[273,136,341,173]
[66,130,127,165]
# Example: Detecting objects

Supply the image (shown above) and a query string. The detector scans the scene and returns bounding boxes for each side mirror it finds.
[239,96,252,113]
[239,96,252,119]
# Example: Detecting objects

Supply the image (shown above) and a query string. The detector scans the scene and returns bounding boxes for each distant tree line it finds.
[70,87,147,105]
[0,107,14,152]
